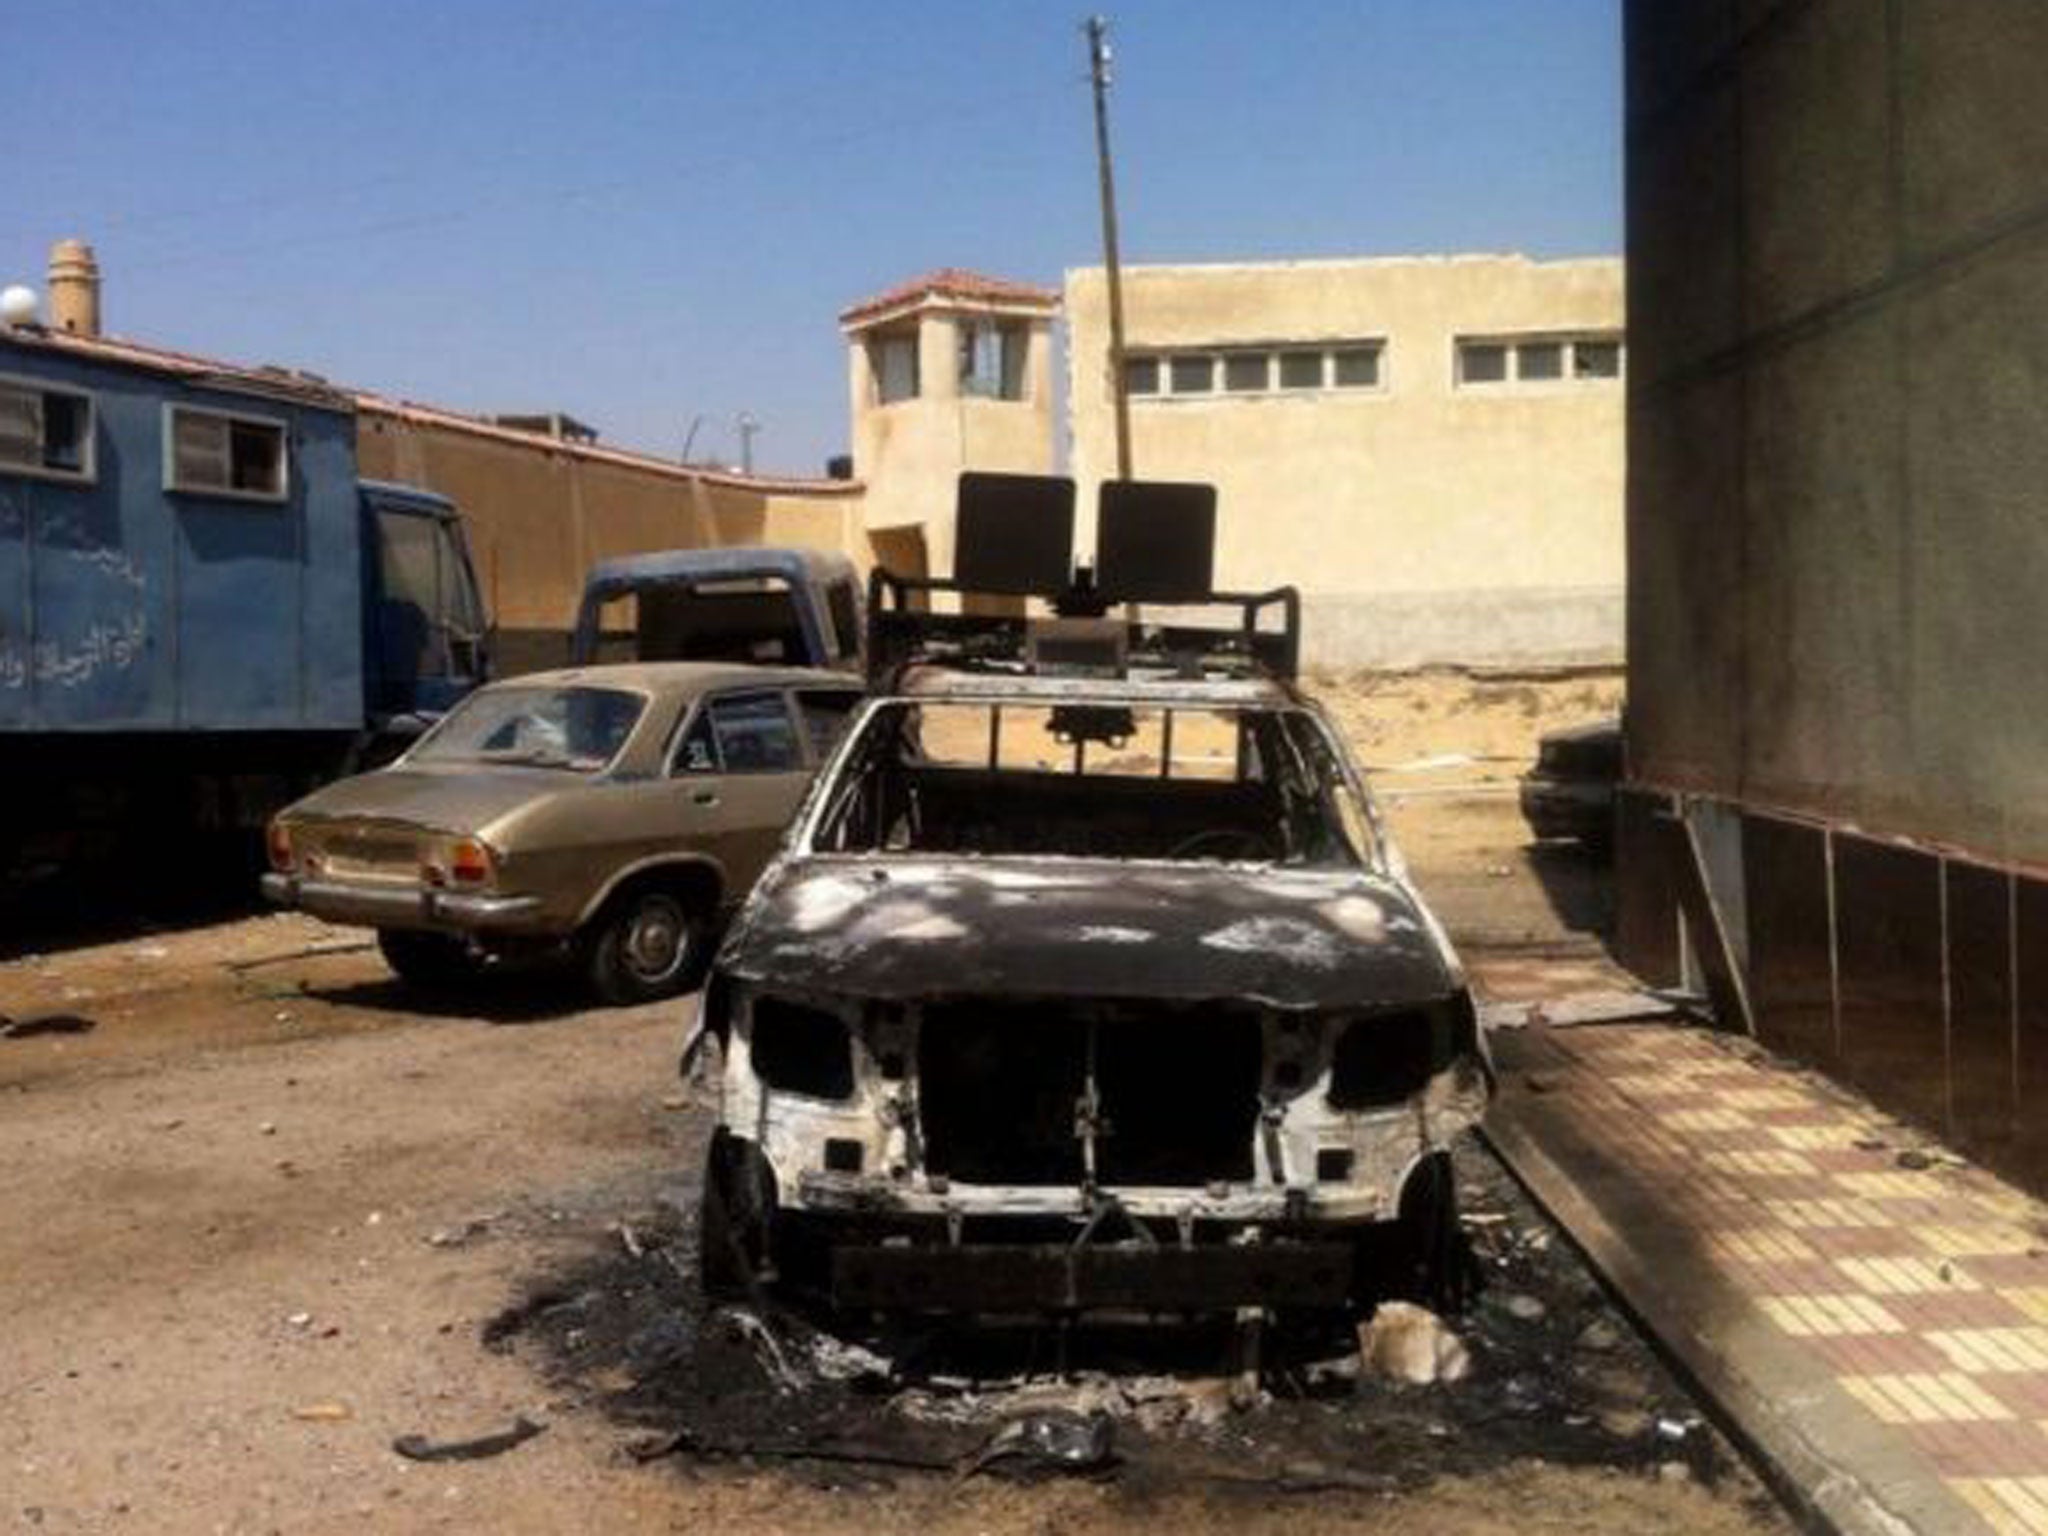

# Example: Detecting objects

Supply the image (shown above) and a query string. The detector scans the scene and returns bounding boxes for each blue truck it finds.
[0,326,487,886]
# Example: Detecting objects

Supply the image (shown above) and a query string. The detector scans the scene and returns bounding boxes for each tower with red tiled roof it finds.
[838,269,1059,588]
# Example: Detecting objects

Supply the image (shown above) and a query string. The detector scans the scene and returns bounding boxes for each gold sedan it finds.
[262,662,864,1003]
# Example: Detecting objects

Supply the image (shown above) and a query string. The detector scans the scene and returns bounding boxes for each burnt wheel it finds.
[698,1130,772,1300]
[585,885,706,1005]
[1351,1151,1475,1314]
[1400,1150,1476,1314]
[376,928,475,989]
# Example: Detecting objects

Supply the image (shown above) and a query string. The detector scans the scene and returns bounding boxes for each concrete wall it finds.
[356,403,865,673]
[1064,256,1625,668]
[847,306,1055,586]
[1622,0,2048,1191]
[1626,0,2048,868]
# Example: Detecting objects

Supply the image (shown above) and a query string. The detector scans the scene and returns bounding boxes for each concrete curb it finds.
[1483,1099,1986,1536]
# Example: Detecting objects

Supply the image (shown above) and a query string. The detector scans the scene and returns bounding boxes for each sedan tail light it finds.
[266,819,295,873]
[447,838,494,886]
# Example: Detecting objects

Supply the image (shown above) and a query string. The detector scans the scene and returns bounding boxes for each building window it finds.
[1223,353,1269,393]
[1278,351,1324,390]
[1332,346,1382,388]
[1574,338,1622,378]
[1124,340,1387,400]
[0,377,94,483]
[1456,342,1509,386]
[1457,334,1623,389]
[871,332,919,404]
[165,405,288,501]
[1518,342,1564,381]
[960,320,1028,401]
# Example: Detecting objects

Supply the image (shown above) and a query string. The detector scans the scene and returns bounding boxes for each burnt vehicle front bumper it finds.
[260,872,545,933]
[722,1162,1451,1312]
[830,1233,1354,1310]
[703,986,1487,1311]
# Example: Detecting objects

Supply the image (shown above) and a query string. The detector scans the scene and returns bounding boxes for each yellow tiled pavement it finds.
[1924,1330,2048,1374]
[1836,1255,1982,1294]
[1956,1477,2048,1535]
[1509,1023,2048,1532]
[1841,1372,2015,1424]
[1759,1292,1904,1336]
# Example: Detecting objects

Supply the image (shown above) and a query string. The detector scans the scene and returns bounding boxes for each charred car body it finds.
[691,475,1491,1314]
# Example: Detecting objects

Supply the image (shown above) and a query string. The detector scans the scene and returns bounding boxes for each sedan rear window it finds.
[411,685,645,772]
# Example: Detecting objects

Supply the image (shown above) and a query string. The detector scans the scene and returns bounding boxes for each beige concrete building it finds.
[840,269,1059,585]
[1064,255,1625,668]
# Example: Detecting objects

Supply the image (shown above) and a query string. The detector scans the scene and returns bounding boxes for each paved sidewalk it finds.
[1488,1020,2048,1536]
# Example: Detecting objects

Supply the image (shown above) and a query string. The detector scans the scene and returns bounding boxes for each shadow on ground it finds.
[0,857,264,963]
[302,964,610,1027]
[1523,840,1617,955]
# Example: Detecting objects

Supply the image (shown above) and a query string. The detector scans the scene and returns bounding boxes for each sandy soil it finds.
[1310,666,1621,785]
[0,666,1784,1536]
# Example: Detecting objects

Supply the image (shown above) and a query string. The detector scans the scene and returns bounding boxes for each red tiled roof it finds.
[838,268,1060,326]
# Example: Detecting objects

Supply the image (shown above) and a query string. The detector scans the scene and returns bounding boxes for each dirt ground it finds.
[0,666,1786,1536]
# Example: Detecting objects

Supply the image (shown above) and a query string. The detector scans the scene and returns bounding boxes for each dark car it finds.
[1519,716,1622,853]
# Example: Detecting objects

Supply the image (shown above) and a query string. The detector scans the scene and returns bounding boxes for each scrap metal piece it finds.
[961,1409,1116,1479]
[391,1416,546,1462]
[717,1306,802,1393]
[0,1013,95,1039]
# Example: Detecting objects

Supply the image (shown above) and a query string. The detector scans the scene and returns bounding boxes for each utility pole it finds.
[736,411,760,475]
[1087,15,1133,482]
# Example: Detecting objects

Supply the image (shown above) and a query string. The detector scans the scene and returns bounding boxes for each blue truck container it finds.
[0,326,485,880]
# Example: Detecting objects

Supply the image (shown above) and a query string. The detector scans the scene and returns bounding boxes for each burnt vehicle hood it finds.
[721,856,1457,1010]
[283,764,578,835]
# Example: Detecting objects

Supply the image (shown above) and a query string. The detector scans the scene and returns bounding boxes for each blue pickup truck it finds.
[0,326,487,885]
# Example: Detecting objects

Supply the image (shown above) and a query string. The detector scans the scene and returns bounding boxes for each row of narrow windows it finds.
[1126,333,1624,399]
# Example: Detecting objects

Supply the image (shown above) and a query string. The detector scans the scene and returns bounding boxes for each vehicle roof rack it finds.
[863,471,1300,689]
[864,566,1301,689]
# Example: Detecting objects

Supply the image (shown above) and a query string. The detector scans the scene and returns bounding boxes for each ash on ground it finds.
[490,1141,1754,1497]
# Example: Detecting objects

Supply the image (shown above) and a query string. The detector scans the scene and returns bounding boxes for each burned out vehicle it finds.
[263,662,863,1003]
[691,478,1490,1315]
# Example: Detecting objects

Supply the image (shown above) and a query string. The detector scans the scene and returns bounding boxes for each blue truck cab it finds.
[0,325,486,878]
[571,545,863,673]
[357,479,488,738]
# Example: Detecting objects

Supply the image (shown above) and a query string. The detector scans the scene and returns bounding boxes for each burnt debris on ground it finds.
[487,1139,1757,1497]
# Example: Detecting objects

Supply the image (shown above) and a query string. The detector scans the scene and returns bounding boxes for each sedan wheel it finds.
[587,888,703,1005]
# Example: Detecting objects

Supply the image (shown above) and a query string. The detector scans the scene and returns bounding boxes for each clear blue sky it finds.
[0,1,1620,477]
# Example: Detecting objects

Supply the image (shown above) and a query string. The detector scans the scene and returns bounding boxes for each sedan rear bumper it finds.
[260,873,545,934]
